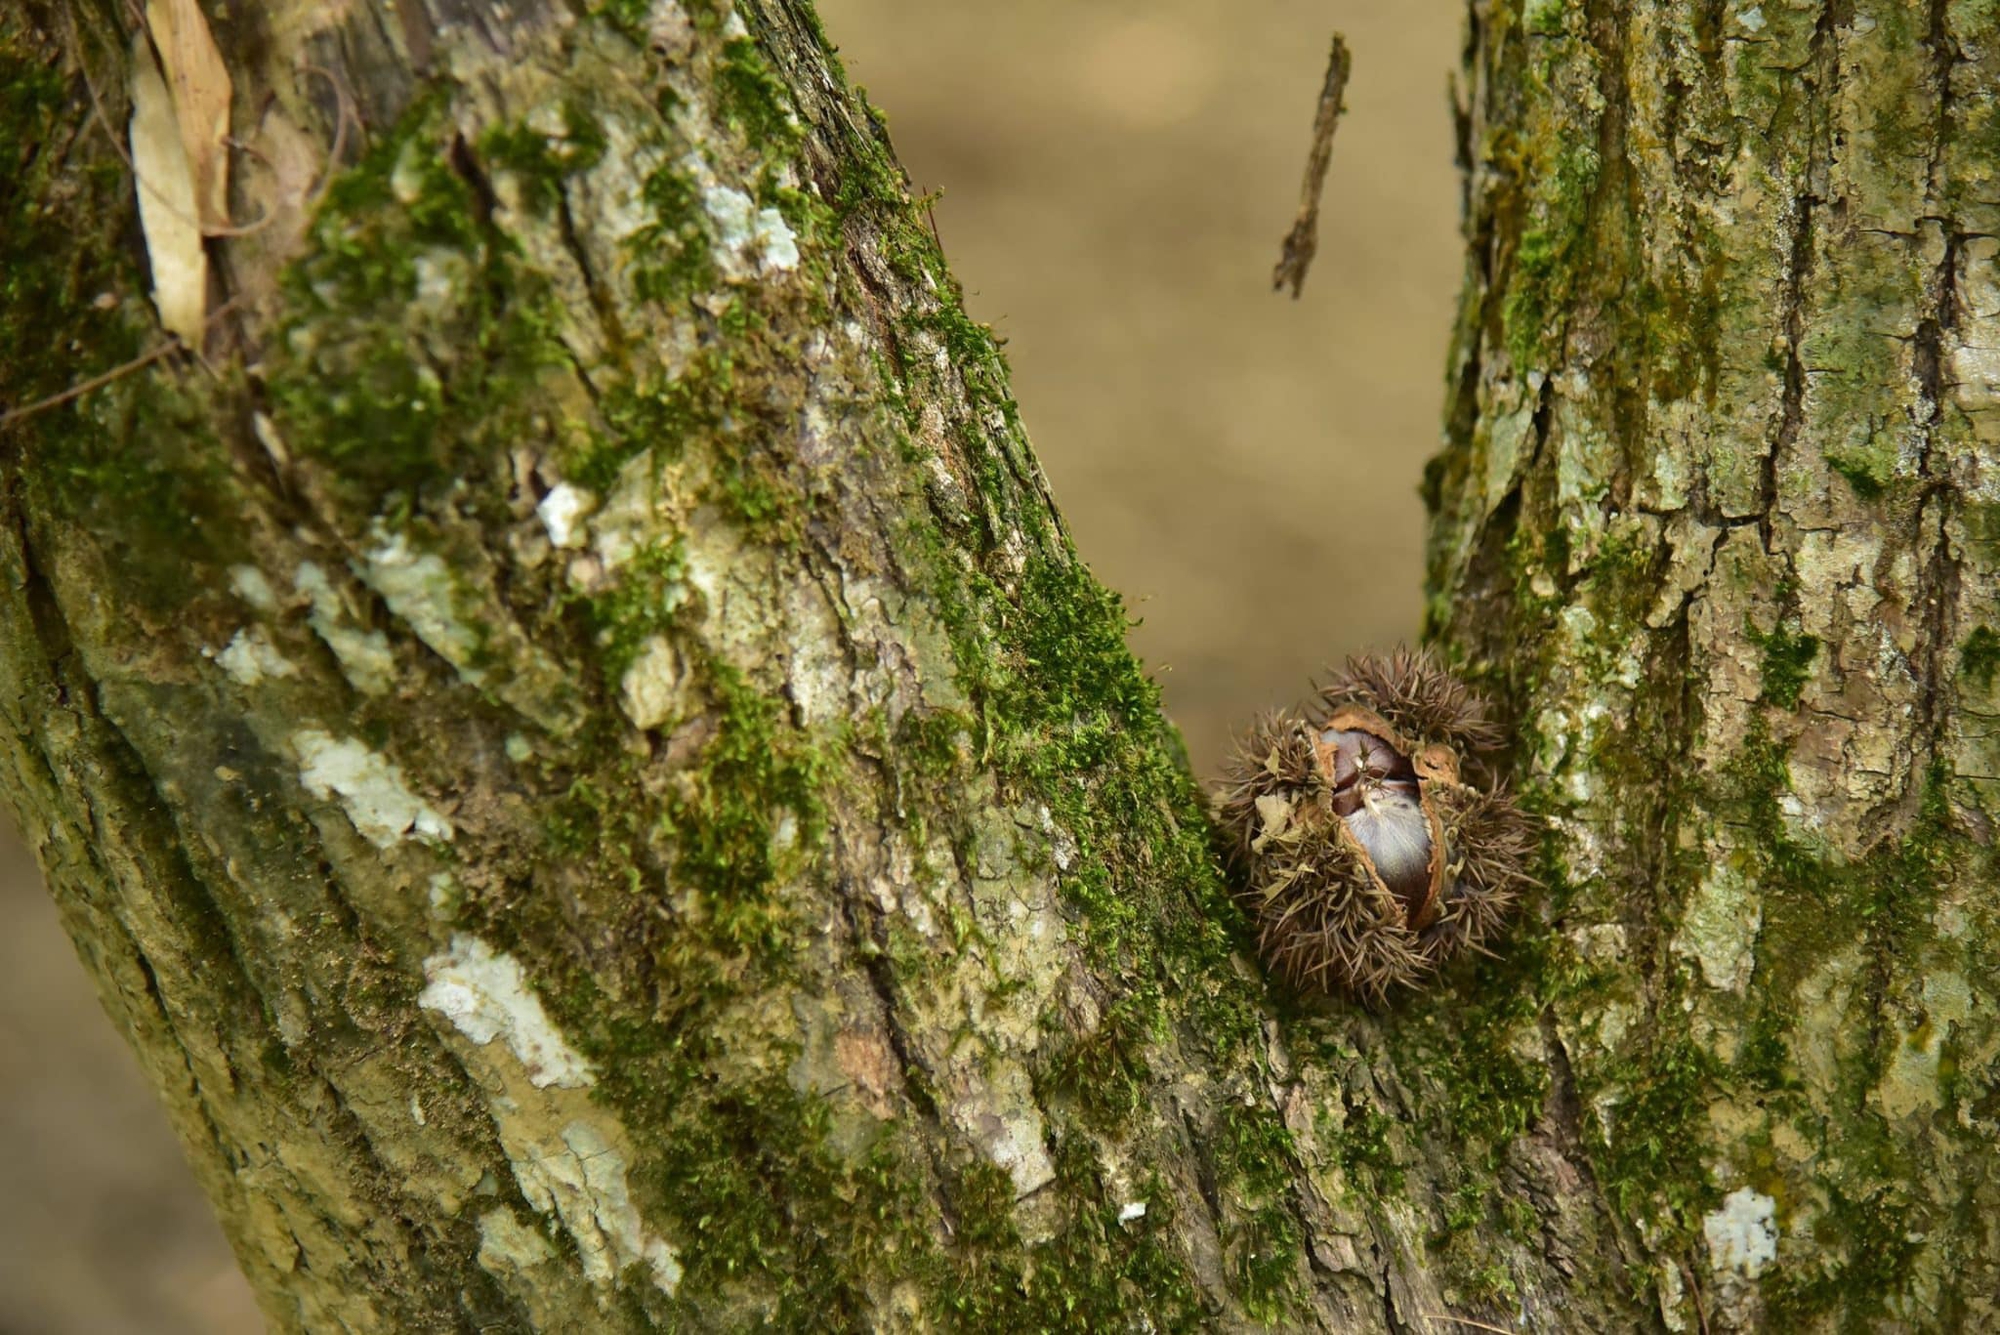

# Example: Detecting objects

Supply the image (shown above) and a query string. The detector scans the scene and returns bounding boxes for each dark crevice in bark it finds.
[1180,1106,1232,1276]
[1584,0,1645,519]
[1923,0,1958,198]
[1538,1003,1645,1306]
[1907,0,1967,815]
[837,884,959,1241]
[1769,188,1816,546]
[553,187,619,398]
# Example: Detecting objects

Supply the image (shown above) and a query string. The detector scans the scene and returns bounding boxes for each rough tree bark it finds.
[0,2,1992,1334]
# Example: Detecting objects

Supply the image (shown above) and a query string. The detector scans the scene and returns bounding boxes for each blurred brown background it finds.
[0,2,1460,1328]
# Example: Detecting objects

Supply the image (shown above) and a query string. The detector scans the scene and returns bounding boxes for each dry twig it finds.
[1272,33,1352,300]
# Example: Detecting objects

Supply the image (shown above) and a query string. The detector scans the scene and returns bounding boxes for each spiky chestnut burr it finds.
[1215,648,1536,1004]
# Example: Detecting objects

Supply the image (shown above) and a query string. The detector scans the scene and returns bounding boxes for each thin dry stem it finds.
[1272,33,1352,299]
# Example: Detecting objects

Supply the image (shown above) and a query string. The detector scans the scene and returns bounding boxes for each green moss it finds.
[1501,143,1601,370]
[572,370,707,492]
[1210,1102,1305,1321]
[1961,625,2000,693]
[1825,446,1892,499]
[1708,730,1983,1322]
[1746,619,1820,709]
[0,36,128,413]
[1338,1104,1403,1192]
[1035,991,1154,1135]
[1394,930,1555,1198]
[717,36,802,152]
[1763,1183,1921,1328]
[583,539,690,683]
[590,0,655,45]
[0,24,246,598]
[629,159,716,308]
[1522,0,1569,37]
[1596,1030,1720,1235]
[476,103,607,217]
[664,664,832,953]
[269,91,573,507]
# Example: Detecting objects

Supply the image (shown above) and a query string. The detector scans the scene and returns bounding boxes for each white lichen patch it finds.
[209,628,298,686]
[418,934,594,1090]
[295,561,396,695]
[1118,1200,1148,1223]
[364,530,486,680]
[618,636,689,732]
[752,207,799,270]
[422,933,681,1303]
[1703,1186,1778,1277]
[476,1206,554,1277]
[702,182,799,278]
[508,1121,682,1296]
[950,1063,1056,1198]
[293,730,453,846]
[228,564,279,613]
[1674,857,1761,992]
[537,482,595,550]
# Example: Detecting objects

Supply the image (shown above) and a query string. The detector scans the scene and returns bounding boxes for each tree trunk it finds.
[1427,0,2000,1328]
[1,1,1992,1333]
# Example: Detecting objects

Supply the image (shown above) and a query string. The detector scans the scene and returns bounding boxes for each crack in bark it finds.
[1906,1,1967,815]
[1769,186,1817,555]
[836,885,960,1241]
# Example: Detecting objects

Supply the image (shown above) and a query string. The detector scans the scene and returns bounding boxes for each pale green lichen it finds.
[295,561,397,697]
[419,935,597,1090]
[293,730,454,846]
[211,628,299,687]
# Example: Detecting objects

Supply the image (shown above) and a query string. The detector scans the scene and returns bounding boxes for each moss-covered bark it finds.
[1428,0,2000,1328]
[5,0,1991,1331]
[0,1,1381,1328]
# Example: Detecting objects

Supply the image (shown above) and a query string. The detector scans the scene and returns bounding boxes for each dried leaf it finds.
[129,32,207,343]
[145,0,232,234]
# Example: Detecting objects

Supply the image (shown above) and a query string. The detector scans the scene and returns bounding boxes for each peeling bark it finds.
[1,1,1994,1332]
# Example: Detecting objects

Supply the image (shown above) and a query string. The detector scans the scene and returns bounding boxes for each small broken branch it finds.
[1272,33,1352,300]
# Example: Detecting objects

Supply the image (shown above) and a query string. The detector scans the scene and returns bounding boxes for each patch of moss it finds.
[1961,625,2000,694]
[572,369,710,493]
[1338,1104,1404,1193]
[1762,1182,1920,1327]
[1501,144,1602,370]
[628,159,715,308]
[1710,729,1982,1322]
[664,664,832,953]
[0,24,245,598]
[1746,619,1820,709]
[1210,1101,1306,1321]
[1825,446,1891,499]
[717,36,802,152]
[476,103,608,217]
[583,539,690,683]
[1034,991,1155,1135]
[1594,1029,1720,1236]
[269,91,573,507]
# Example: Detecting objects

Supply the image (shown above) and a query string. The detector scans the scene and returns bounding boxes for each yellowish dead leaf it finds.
[129,32,207,344]
[145,0,232,234]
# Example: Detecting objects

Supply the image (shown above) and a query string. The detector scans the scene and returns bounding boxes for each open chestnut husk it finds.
[1215,648,1536,1003]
